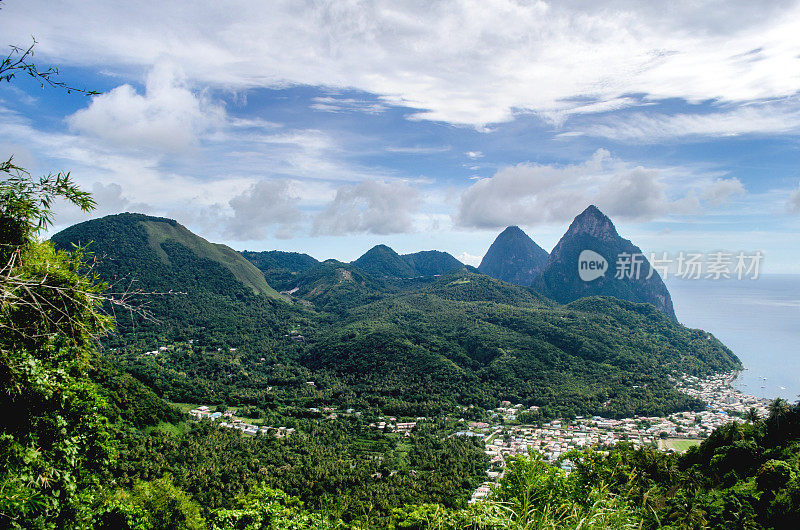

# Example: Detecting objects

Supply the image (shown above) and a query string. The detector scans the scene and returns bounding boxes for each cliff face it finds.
[532,205,676,319]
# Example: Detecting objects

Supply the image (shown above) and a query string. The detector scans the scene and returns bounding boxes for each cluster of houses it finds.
[369,418,419,435]
[187,405,295,438]
[469,372,771,503]
[673,372,770,416]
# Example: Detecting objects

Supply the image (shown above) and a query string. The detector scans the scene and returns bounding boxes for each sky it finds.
[2,0,800,272]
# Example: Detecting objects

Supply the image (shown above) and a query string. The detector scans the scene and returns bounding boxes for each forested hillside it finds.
[50,213,741,419]
[50,213,298,351]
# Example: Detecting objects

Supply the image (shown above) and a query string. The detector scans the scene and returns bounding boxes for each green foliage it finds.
[303,271,737,417]
[104,419,487,524]
[50,213,299,351]
[0,38,99,94]
[398,250,465,277]
[98,476,205,530]
[211,485,341,529]
[241,250,319,291]
[1,159,94,256]
[477,225,549,287]
[0,161,111,526]
[352,245,417,278]
[532,206,676,319]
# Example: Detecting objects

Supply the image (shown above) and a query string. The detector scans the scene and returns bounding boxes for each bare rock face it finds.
[478,226,549,286]
[532,205,676,319]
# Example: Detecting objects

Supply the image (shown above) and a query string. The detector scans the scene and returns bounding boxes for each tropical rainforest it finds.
[3,42,798,530]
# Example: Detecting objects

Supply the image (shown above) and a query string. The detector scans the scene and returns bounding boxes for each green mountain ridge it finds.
[351,244,465,278]
[50,213,295,349]
[139,217,281,298]
[240,249,320,291]
[303,270,740,416]
[50,212,740,418]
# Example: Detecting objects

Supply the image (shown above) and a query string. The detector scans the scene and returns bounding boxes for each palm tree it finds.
[744,407,760,424]
[768,398,789,418]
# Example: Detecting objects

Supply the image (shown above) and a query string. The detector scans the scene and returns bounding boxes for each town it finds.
[182,370,771,505]
[469,372,770,502]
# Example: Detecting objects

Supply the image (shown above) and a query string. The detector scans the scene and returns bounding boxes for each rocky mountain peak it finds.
[478,225,549,286]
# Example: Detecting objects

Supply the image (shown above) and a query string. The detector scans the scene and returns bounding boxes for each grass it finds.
[145,421,190,436]
[659,438,700,452]
[141,219,282,298]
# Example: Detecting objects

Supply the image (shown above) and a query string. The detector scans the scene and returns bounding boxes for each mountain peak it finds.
[532,207,676,319]
[478,225,549,286]
[565,205,619,242]
[499,225,524,235]
[352,244,416,278]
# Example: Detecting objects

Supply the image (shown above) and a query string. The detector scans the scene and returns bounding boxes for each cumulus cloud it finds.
[53,182,151,227]
[224,180,304,240]
[702,177,746,205]
[67,62,224,153]
[454,149,739,229]
[6,1,800,128]
[312,180,420,235]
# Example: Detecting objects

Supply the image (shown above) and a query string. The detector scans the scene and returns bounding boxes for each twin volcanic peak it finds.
[539,206,675,319]
[482,206,676,319]
[478,225,549,286]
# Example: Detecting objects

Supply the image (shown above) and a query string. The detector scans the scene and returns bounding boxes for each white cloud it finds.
[310,96,387,114]
[312,180,421,235]
[465,151,483,159]
[576,101,800,142]
[456,251,481,266]
[702,177,746,205]
[454,149,741,229]
[5,0,800,128]
[67,62,224,153]
[53,181,152,227]
[223,180,304,240]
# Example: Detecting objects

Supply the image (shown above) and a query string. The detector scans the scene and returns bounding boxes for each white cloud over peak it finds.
[454,150,745,229]
[67,62,223,153]
[312,180,421,235]
[5,0,800,128]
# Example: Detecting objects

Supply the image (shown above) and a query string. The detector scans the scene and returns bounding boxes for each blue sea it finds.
[667,275,800,402]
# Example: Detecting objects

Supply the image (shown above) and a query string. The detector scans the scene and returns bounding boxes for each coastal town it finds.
[183,370,772,505]
[469,372,771,503]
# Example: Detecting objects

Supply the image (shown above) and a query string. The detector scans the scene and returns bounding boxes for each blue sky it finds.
[2,0,800,272]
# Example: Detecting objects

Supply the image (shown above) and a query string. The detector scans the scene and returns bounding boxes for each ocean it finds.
[667,275,800,402]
